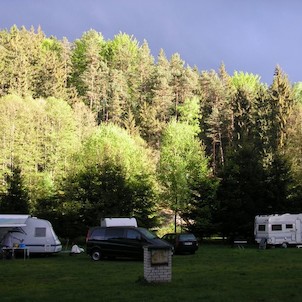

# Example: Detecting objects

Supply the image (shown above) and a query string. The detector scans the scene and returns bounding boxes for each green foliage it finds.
[0,166,30,213]
[138,49,173,146]
[293,82,302,103]
[0,94,93,214]
[0,26,71,99]
[268,65,294,150]
[158,120,213,231]
[178,96,201,134]
[64,124,159,230]
[184,175,219,237]
[264,152,294,213]
[72,162,136,227]
[200,69,234,174]
[285,100,302,183]
[105,32,139,71]
[70,30,105,97]
[232,71,262,93]
[169,53,200,118]
[216,142,268,239]
[231,71,263,146]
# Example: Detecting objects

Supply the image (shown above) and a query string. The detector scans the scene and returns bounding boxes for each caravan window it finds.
[35,227,46,237]
[286,224,293,229]
[258,225,266,231]
[272,224,282,231]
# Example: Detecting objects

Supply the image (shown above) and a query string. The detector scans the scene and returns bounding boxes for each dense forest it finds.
[1,26,302,240]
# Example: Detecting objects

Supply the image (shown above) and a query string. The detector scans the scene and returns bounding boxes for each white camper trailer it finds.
[254,214,302,248]
[0,214,62,254]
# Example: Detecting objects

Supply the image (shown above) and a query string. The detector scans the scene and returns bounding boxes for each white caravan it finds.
[254,213,302,248]
[0,214,62,254]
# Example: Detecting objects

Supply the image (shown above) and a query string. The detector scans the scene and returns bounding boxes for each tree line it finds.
[0,26,302,240]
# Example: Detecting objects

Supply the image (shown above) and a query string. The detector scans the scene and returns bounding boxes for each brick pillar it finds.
[143,246,172,283]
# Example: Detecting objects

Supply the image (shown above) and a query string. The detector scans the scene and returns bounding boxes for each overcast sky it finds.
[1,0,301,84]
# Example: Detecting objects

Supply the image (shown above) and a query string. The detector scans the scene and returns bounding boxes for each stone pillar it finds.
[143,246,172,283]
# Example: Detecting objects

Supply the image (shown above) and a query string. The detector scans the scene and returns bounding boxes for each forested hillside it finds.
[1,26,302,240]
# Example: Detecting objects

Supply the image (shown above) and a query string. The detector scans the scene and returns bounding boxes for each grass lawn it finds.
[1,244,302,302]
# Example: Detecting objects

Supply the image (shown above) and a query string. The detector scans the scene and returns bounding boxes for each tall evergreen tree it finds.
[231,71,262,146]
[0,166,30,214]
[136,40,154,105]
[268,65,294,151]
[107,68,129,125]
[216,142,267,240]
[169,53,187,118]
[200,68,234,174]
[80,39,108,116]
[6,26,34,97]
[264,152,294,213]
[36,37,71,99]
[69,30,105,97]
[139,49,173,146]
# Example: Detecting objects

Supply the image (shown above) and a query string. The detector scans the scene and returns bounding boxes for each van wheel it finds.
[281,242,288,248]
[91,249,102,261]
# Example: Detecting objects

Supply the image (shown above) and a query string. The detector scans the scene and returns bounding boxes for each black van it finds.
[86,226,171,260]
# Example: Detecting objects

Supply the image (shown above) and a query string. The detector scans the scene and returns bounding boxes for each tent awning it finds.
[0,214,30,228]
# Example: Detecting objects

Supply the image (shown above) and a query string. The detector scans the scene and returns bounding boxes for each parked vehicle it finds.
[0,214,62,254]
[86,218,172,260]
[162,233,199,254]
[254,213,302,248]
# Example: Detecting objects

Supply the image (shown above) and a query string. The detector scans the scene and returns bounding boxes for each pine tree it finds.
[0,166,30,214]
[107,68,128,125]
[6,26,33,97]
[70,30,105,95]
[200,69,233,174]
[36,37,71,99]
[80,40,108,115]
[139,49,172,146]
[269,65,294,151]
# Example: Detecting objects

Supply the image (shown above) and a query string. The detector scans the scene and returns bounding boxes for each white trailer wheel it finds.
[281,242,288,248]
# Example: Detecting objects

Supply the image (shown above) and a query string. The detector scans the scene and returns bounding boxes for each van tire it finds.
[91,249,102,261]
[281,242,288,248]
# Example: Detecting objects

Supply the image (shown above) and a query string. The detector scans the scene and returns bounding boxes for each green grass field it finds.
[1,244,302,302]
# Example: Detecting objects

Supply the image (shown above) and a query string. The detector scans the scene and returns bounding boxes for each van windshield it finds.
[137,227,157,239]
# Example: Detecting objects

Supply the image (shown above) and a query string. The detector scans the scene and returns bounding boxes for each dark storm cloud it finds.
[1,0,301,84]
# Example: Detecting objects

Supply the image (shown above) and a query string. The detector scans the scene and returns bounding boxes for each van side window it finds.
[286,224,293,229]
[35,227,46,237]
[272,224,282,231]
[126,229,141,240]
[91,228,105,240]
[258,225,266,231]
[105,228,124,239]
